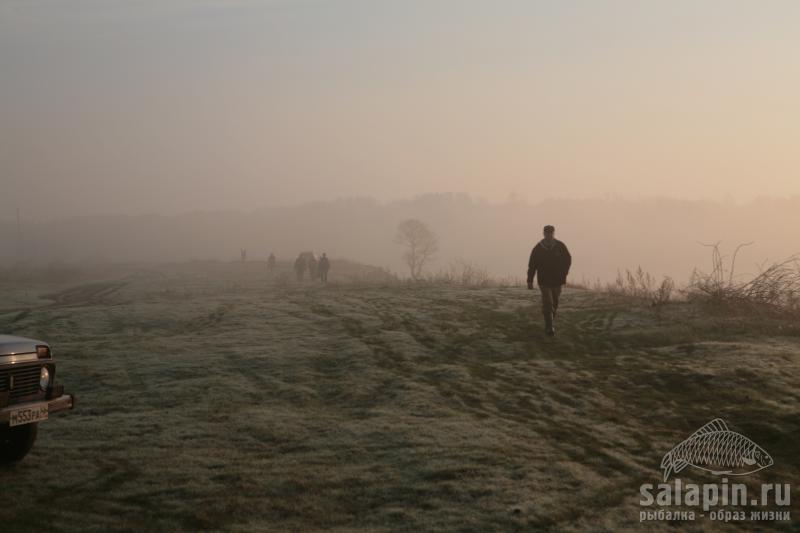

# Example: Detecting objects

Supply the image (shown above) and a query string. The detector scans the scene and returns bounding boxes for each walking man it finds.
[527,225,571,336]
[318,252,330,283]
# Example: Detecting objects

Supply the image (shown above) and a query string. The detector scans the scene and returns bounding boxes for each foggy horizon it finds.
[4,192,799,286]
[5,190,800,222]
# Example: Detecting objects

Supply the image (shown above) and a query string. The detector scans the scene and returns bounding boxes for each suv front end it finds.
[0,335,75,463]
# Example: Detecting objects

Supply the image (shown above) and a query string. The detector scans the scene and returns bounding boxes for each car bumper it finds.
[0,393,75,424]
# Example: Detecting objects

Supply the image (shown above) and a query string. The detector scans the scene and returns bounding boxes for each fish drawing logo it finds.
[661,419,773,482]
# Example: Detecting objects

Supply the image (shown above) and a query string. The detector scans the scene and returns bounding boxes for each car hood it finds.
[0,335,48,356]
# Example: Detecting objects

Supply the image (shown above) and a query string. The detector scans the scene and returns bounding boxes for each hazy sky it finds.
[2,0,799,217]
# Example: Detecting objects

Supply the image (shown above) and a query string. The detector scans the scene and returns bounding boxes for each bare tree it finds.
[394,219,438,280]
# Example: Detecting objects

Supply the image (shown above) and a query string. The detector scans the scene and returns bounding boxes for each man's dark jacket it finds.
[527,239,572,287]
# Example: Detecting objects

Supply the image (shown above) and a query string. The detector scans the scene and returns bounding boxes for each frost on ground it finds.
[0,261,798,532]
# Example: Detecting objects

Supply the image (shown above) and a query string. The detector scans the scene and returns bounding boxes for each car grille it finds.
[0,365,42,401]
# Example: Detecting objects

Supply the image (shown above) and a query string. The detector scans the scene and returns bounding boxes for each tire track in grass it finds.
[44,280,129,308]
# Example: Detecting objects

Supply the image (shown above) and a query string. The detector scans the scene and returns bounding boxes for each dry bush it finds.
[341,266,400,285]
[594,266,675,307]
[688,242,800,314]
[424,260,521,288]
[425,260,491,287]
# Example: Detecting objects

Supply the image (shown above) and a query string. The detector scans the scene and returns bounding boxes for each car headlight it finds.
[39,367,51,390]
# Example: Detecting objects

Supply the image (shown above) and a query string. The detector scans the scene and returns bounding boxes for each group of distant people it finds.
[239,250,331,284]
[293,251,330,283]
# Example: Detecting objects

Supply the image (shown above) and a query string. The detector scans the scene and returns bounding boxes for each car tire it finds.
[0,423,38,464]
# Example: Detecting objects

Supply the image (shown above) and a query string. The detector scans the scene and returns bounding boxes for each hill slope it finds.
[0,264,797,531]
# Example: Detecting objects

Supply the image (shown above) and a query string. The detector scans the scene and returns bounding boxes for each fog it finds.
[2,194,799,284]
[2,1,799,281]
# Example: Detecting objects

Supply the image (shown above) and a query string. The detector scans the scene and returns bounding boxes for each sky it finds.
[2,0,799,218]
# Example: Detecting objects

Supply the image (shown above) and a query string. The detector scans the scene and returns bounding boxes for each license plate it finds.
[9,404,49,427]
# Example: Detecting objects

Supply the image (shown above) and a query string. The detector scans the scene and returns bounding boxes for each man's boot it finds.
[544,312,555,336]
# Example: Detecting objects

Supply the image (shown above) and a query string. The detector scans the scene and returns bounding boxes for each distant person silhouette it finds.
[308,255,318,280]
[294,254,306,281]
[318,253,330,283]
[527,225,572,336]
[267,252,276,273]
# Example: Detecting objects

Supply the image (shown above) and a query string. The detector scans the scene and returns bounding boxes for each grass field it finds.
[0,261,798,532]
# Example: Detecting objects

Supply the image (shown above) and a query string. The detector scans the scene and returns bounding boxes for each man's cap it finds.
[543,225,555,233]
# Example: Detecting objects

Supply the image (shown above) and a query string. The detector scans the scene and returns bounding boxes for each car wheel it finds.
[0,423,38,464]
